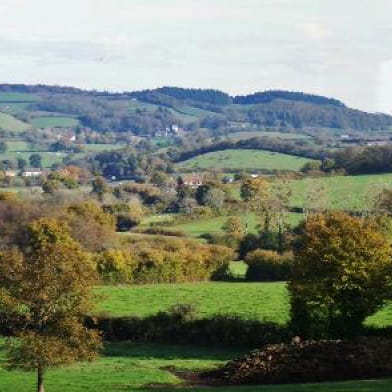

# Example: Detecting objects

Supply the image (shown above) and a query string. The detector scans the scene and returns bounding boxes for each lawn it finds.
[0,112,30,132]
[2,340,392,392]
[178,149,315,171]
[30,116,80,128]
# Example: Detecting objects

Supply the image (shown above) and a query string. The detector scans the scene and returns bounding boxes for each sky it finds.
[0,0,391,113]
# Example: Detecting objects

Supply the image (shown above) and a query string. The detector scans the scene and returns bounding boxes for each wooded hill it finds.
[0,84,391,135]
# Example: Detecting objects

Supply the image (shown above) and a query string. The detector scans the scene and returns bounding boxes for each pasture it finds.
[30,116,80,128]
[228,131,312,141]
[170,212,303,238]
[0,92,38,102]
[2,340,392,392]
[227,173,392,211]
[178,149,315,171]
[289,174,392,210]
[94,282,392,327]
[0,112,30,132]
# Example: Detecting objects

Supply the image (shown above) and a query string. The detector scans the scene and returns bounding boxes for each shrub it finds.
[289,211,392,338]
[96,237,234,284]
[87,311,289,348]
[245,250,292,281]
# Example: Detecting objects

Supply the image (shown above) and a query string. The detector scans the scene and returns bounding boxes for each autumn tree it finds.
[0,218,102,392]
[222,216,246,237]
[91,176,111,201]
[289,211,392,338]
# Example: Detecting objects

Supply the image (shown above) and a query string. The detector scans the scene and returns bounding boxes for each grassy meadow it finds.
[178,149,315,171]
[0,112,30,133]
[228,131,312,141]
[170,212,303,237]
[289,174,392,210]
[94,282,392,327]
[226,173,392,211]
[2,339,392,392]
[30,116,80,128]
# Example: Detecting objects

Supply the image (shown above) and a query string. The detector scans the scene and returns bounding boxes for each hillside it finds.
[0,84,390,136]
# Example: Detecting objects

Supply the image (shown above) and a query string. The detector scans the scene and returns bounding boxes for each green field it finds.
[170,213,303,237]
[228,131,312,141]
[0,92,38,102]
[0,112,30,132]
[81,143,125,153]
[94,282,392,327]
[290,174,392,210]
[178,149,315,171]
[31,116,80,128]
[2,340,392,392]
[0,102,32,114]
[226,173,392,211]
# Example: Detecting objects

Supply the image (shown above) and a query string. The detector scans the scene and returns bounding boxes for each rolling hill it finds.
[0,84,390,134]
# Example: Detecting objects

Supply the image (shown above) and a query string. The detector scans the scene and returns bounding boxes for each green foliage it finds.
[0,218,102,391]
[289,211,392,338]
[245,250,293,281]
[95,237,234,284]
[222,217,246,237]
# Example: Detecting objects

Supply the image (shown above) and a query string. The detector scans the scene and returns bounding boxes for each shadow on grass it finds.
[140,378,392,392]
[104,341,245,361]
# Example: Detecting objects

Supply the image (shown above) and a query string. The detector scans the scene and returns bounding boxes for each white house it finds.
[22,168,43,177]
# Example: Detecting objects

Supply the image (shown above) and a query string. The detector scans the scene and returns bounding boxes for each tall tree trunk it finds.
[37,366,45,392]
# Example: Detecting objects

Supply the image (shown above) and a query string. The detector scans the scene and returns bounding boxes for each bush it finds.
[289,212,392,338]
[95,237,234,284]
[87,310,289,348]
[245,250,292,281]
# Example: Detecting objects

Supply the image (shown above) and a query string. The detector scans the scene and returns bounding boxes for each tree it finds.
[0,218,102,392]
[222,216,246,237]
[91,176,110,201]
[17,158,27,170]
[203,188,225,210]
[0,140,8,153]
[289,211,392,338]
[29,153,42,168]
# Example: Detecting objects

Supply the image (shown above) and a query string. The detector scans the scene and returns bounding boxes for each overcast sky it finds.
[0,0,391,113]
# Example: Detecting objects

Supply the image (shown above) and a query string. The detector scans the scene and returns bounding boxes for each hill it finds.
[0,84,390,135]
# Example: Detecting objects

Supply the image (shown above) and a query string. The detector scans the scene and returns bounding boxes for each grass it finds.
[81,143,126,153]
[2,340,392,391]
[170,213,303,237]
[227,173,392,211]
[95,282,290,322]
[0,102,32,114]
[0,92,38,102]
[178,149,315,171]
[0,113,30,132]
[290,174,392,210]
[94,282,392,328]
[30,116,80,128]
[228,131,312,141]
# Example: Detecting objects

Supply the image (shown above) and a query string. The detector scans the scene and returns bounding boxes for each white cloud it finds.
[0,0,390,112]
[298,23,333,40]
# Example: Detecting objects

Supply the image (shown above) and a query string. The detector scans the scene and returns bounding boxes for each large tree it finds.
[289,211,392,338]
[0,218,102,392]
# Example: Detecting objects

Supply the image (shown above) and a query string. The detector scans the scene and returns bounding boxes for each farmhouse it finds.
[22,168,43,177]
[4,169,17,177]
[183,175,203,188]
